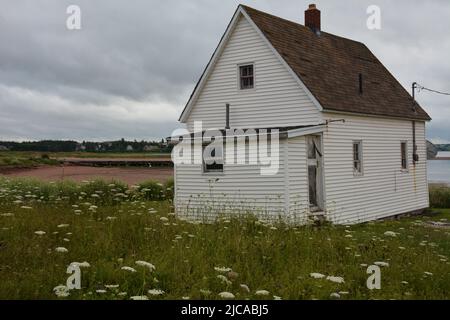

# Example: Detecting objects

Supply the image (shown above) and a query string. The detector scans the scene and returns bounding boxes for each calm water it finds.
[428,152,450,184]
[437,151,450,158]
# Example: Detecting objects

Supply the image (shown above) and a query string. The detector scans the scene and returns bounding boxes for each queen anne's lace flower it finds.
[121,266,137,273]
[218,292,235,299]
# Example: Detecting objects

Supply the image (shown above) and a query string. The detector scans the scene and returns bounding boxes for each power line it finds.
[416,83,450,96]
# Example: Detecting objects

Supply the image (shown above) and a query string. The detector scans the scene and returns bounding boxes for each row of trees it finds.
[0,139,172,153]
[437,144,450,151]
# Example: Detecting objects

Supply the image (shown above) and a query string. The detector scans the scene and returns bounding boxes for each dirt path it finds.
[0,165,173,185]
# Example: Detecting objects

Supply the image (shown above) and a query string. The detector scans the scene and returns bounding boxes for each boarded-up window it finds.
[203,144,224,173]
[353,141,362,175]
[401,142,408,170]
[239,65,254,90]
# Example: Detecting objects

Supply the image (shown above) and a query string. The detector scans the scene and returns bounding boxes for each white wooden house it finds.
[172,4,431,224]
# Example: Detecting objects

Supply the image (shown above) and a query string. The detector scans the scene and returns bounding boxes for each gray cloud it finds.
[0,0,449,141]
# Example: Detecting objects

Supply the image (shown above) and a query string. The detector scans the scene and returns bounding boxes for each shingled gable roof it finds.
[242,5,430,121]
[180,5,431,122]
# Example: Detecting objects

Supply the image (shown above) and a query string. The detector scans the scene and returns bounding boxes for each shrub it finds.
[137,180,165,200]
[164,177,174,201]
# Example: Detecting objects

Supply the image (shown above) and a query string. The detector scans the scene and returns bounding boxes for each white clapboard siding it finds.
[322,113,429,224]
[175,139,287,221]
[287,136,310,223]
[185,14,322,131]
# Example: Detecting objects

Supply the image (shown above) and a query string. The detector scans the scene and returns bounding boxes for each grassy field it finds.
[0,177,449,300]
[0,151,171,169]
[0,152,60,169]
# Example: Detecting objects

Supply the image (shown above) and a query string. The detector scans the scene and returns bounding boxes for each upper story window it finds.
[401,141,408,170]
[239,64,254,90]
[353,141,363,175]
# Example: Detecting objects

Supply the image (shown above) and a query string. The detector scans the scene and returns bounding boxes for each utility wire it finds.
[416,84,450,96]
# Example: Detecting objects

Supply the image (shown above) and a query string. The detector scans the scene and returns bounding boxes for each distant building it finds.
[75,144,86,151]
[143,145,159,152]
[126,145,134,152]
[0,145,9,151]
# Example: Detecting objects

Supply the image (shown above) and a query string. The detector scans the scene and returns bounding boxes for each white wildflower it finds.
[330,293,341,299]
[53,285,70,298]
[57,224,70,228]
[135,261,156,272]
[214,266,232,273]
[218,292,235,299]
[255,290,270,296]
[310,273,326,279]
[130,296,148,300]
[384,231,397,237]
[0,213,14,217]
[240,284,250,293]
[326,276,345,284]
[148,289,165,296]
[34,231,46,236]
[160,217,169,222]
[217,275,232,286]
[96,289,107,294]
[200,289,212,295]
[55,247,68,253]
[105,284,120,289]
[121,266,137,273]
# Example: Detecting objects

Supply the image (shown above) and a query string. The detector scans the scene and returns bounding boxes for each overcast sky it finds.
[0,0,449,142]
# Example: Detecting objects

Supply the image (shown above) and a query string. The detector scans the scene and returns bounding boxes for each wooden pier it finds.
[58,157,173,168]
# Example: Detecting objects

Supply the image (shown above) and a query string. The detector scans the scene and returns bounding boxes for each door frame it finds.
[306,134,325,212]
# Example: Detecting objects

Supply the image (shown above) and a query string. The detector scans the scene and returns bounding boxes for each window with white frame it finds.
[401,141,408,170]
[239,64,254,90]
[203,143,224,173]
[353,141,363,175]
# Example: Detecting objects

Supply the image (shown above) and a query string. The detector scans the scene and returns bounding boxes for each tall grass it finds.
[0,152,59,168]
[0,178,449,300]
[0,177,174,207]
[429,185,450,208]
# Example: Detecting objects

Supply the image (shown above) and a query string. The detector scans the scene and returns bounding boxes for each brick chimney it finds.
[305,4,321,33]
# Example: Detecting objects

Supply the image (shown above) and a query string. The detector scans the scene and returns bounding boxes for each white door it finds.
[307,135,324,212]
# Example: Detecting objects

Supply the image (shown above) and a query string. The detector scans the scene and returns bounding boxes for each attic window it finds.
[239,64,254,90]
